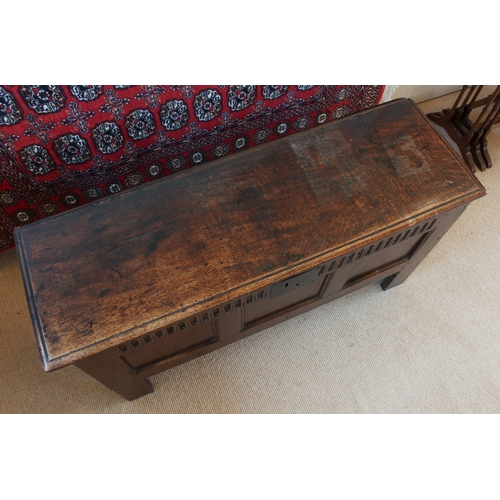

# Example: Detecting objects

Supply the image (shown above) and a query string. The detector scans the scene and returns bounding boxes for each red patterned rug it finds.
[0,85,384,252]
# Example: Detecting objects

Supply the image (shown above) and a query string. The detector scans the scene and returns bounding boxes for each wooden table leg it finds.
[75,349,154,401]
[427,86,500,173]
[475,101,500,170]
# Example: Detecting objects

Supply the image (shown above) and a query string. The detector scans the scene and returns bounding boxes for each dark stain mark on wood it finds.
[79,320,94,338]
[87,212,104,224]
[45,330,60,344]
[110,268,124,280]
[237,186,264,206]
[146,227,168,256]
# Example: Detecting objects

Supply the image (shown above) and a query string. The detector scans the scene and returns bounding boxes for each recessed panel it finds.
[244,271,325,327]
[122,322,217,370]
[345,233,428,288]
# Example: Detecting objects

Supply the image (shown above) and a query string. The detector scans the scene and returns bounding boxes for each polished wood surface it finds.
[15,99,485,389]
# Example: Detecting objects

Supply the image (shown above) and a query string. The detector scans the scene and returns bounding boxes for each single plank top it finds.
[15,99,486,370]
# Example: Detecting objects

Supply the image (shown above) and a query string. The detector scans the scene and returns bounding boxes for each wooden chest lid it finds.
[14,99,486,370]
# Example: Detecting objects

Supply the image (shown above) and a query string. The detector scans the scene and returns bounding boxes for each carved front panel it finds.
[327,218,437,294]
[120,320,218,370]
[243,268,325,327]
[114,217,440,377]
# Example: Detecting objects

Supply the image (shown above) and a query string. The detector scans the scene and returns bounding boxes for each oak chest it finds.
[14,99,486,400]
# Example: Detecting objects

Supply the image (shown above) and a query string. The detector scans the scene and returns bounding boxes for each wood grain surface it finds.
[14,99,486,370]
